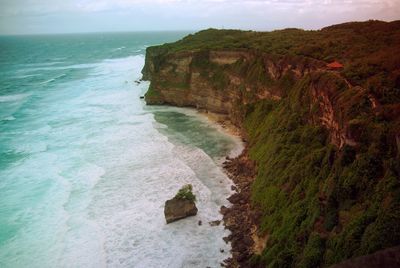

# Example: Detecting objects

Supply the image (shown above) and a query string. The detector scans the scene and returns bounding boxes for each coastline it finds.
[199,110,264,267]
[141,22,400,267]
[198,110,242,138]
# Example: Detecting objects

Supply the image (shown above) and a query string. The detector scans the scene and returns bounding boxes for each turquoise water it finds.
[0,33,242,267]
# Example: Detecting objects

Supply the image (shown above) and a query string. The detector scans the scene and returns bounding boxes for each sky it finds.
[0,0,399,35]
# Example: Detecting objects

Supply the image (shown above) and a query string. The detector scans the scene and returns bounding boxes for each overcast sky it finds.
[0,0,399,35]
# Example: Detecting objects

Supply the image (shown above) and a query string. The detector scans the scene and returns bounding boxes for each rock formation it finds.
[145,21,400,267]
[164,184,198,224]
[164,197,198,224]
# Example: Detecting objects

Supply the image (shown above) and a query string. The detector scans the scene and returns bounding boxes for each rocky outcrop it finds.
[143,49,327,128]
[164,197,198,224]
[141,48,383,149]
[143,25,400,267]
[221,150,262,268]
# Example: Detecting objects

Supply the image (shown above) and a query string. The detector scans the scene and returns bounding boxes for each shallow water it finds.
[0,33,242,267]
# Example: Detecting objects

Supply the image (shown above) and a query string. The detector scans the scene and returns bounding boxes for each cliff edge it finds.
[142,20,400,267]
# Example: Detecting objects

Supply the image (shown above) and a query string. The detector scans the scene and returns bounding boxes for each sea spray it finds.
[0,32,241,267]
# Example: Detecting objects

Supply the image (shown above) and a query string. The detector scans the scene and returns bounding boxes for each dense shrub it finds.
[148,20,400,104]
[243,74,399,266]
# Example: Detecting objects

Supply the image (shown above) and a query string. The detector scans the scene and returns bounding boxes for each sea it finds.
[0,32,242,267]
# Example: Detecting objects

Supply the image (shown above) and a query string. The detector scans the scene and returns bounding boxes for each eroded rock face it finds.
[142,49,324,128]
[164,197,198,224]
[141,48,389,149]
[145,29,400,267]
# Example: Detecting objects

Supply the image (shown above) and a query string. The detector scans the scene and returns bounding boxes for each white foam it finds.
[112,46,126,52]
[0,55,239,268]
[0,93,30,103]
[2,115,16,121]
[38,73,67,85]
[21,61,65,67]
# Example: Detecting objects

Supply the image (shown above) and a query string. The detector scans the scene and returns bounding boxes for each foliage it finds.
[175,184,196,202]
[144,20,400,267]
[146,20,400,105]
[144,84,161,99]
[243,76,400,266]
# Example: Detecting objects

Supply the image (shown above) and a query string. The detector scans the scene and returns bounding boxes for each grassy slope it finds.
[145,20,400,267]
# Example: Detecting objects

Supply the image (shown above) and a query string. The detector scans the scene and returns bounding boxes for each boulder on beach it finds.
[164,184,198,224]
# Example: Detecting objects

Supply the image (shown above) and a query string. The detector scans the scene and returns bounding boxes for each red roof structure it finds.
[327,61,344,69]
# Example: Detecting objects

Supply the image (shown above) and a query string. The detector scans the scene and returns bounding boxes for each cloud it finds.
[0,0,399,34]
[0,0,398,14]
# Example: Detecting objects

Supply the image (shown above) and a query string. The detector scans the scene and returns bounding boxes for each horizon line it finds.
[1,19,397,37]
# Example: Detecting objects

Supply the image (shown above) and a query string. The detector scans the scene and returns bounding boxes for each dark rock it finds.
[220,206,229,215]
[209,220,221,226]
[220,249,225,253]
[242,236,254,247]
[139,96,145,99]
[164,197,198,224]
[236,252,249,262]
[198,220,202,226]
[227,193,241,204]
[220,148,261,267]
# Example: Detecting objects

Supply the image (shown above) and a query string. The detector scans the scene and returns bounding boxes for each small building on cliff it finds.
[327,61,344,70]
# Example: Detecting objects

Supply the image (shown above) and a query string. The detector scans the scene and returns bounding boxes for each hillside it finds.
[142,20,400,267]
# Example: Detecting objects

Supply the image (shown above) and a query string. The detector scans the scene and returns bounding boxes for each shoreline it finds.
[198,110,242,138]
[198,110,264,267]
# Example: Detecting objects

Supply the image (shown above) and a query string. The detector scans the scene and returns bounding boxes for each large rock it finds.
[164,197,198,224]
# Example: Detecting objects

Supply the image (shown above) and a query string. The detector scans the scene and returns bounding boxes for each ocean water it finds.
[0,33,242,267]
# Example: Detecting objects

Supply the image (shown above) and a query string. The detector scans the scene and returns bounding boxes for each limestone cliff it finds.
[142,22,400,267]
[143,49,324,126]
[143,47,396,148]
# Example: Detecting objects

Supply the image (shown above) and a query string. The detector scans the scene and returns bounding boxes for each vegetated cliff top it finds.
[154,20,400,61]
[143,20,400,267]
[147,20,400,105]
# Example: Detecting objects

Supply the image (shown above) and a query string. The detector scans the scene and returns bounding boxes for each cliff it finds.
[142,20,400,267]
[143,49,325,129]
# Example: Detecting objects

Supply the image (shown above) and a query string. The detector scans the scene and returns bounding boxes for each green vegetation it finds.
[242,72,400,267]
[144,20,400,267]
[146,20,400,104]
[144,84,165,104]
[175,184,196,202]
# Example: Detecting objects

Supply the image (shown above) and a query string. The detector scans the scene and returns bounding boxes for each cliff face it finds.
[143,48,390,148]
[144,49,322,126]
[142,22,400,267]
